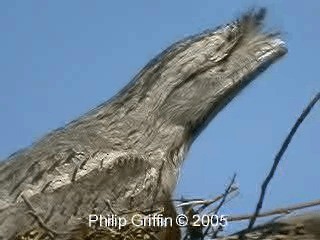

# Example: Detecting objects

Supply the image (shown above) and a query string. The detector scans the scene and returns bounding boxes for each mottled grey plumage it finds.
[0,9,287,239]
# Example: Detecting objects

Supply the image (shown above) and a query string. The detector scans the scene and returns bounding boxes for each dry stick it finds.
[204,173,237,239]
[208,191,240,215]
[247,92,320,231]
[177,187,238,209]
[183,175,237,240]
[178,187,238,239]
[229,198,320,222]
[199,187,238,214]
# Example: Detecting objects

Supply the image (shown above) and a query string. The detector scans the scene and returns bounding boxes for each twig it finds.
[208,190,239,215]
[205,173,237,239]
[177,187,238,209]
[229,198,320,222]
[199,187,238,214]
[247,92,320,231]
[172,198,204,202]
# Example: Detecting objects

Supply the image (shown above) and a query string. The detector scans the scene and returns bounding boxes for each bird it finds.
[0,8,288,240]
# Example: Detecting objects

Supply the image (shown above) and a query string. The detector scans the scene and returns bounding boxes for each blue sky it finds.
[0,1,319,233]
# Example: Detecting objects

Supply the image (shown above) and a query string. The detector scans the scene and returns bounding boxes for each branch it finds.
[205,174,237,238]
[247,92,320,231]
[229,198,320,222]
[177,187,238,209]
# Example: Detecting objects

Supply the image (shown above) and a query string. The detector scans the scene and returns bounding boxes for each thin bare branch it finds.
[205,174,237,238]
[229,198,320,222]
[247,92,320,231]
[177,187,238,209]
